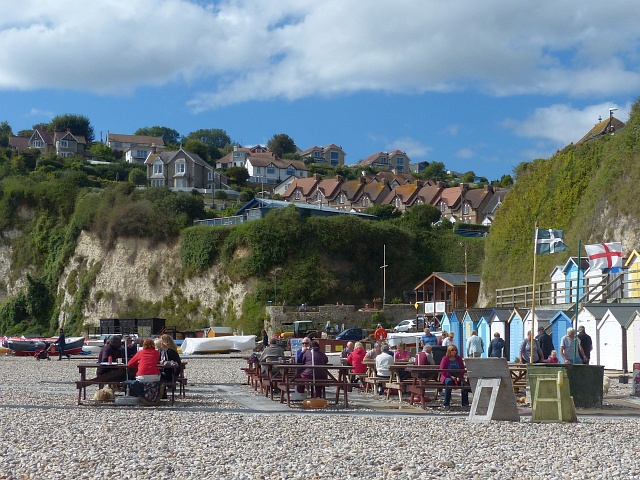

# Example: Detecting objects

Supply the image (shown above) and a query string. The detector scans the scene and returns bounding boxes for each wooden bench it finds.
[405,365,470,409]
[385,365,414,402]
[274,364,352,408]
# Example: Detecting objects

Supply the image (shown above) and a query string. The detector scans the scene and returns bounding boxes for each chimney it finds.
[359,176,367,185]
[313,173,322,181]
[234,145,238,152]
[336,175,343,182]
[151,143,157,154]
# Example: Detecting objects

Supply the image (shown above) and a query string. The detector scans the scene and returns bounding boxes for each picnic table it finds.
[274,364,352,408]
[76,362,185,406]
[405,365,469,409]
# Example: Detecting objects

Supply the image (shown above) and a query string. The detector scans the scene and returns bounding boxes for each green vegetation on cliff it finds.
[482,98,640,302]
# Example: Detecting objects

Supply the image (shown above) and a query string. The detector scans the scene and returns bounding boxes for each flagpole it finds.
[574,239,581,362]
[530,222,538,365]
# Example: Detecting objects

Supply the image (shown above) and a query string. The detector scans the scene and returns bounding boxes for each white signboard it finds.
[424,303,435,314]
[435,302,446,314]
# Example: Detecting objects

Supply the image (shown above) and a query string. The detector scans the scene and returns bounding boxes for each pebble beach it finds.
[1,354,639,480]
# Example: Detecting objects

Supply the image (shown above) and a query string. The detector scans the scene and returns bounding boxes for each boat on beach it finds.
[180,335,256,354]
[5,336,85,356]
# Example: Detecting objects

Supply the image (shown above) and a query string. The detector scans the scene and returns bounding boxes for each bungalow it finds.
[145,148,213,190]
[414,272,481,315]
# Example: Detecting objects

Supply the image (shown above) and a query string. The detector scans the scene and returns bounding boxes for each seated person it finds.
[296,341,329,399]
[341,341,355,361]
[364,342,382,361]
[122,336,138,361]
[95,336,125,385]
[439,345,470,407]
[128,338,161,383]
[347,341,367,383]
[394,342,412,380]
[160,334,182,382]
[546,350,559,364]
[375,344,395,394]
[260,337,285,372]
[415,344,437,380]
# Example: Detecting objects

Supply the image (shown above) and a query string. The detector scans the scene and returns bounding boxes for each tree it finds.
[267,133,296,158]
[499,174,513,187]
[363,204,401,220]
[49,114,95,144]
[185,128,231,160]
[183,139,210,162]
[0,121,11,148]
[422,161,448,181]
[462,171,475,183]
[88,143,116,162]
[400,204,441,229]
[226,166,250,186]
[128,168,147,186]
[135,126,180,146]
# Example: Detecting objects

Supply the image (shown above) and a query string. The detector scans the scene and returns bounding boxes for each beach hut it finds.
[586,304,640,371]
[523,308,560,339]
[488,308,511,340]
[627,311,640,370]
[562,257,589,304]
[507,308,526,362]
[550,266,566,305]
[440,309,464,352]
[576,304,608,366]
[624,250,640,298]
[549,310,574,363]
[462,308,493,357]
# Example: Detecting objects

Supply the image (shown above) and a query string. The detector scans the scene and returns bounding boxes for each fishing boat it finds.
[6,336,85,356]
[180,335,256,354]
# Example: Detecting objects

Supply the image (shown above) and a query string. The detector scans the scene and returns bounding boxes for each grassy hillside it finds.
[481,98,640,302]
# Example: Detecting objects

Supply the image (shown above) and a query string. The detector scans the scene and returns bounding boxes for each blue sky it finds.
[1,0,639,181]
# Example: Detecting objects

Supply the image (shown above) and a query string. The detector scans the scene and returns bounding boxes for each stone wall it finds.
[265,304,416,336]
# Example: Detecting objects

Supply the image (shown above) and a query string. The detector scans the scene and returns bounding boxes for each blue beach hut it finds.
[463,308,493,357]
[507,308,525,362]
[549,310,574,362]
[563,257,589,304]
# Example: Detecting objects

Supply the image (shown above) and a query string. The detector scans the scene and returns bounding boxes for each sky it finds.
[1,0,639,181]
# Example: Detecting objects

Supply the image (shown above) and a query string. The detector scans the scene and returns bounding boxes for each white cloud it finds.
[27,108,54,118]
[456,148,474,159]
[385,137,432,160]
[1,1,640,109]
[504,102,632,146]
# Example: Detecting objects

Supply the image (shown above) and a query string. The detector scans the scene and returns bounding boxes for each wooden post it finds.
[530,222,539,364]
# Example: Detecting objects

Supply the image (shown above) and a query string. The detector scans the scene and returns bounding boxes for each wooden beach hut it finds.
[462,308,493,357]
[507,308,525,362]
[562,257,589,304]
[440,309,464,352]
[624,250,640,298]
[523,308,560,338]
[550,310,574,363]
[550,266,566,305]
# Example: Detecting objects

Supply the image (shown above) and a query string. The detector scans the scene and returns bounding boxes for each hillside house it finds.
[145,148,213,190]
[357,150,410,172]
[28,128,86,158]
[300,144,346,166]
[105,133,164,163]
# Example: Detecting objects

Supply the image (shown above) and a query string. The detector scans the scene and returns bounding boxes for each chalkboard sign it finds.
[290,338,303,357]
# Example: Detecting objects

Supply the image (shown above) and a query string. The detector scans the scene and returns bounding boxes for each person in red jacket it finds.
[347,341,367,375]
[128,338,161,382]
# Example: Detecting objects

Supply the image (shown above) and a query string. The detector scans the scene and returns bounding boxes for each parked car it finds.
[393,319,417,332]
[335,328,368,341]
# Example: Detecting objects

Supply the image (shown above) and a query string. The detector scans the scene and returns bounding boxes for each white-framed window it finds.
[32,140,44,148]
[135,150,148,158]
[439,201,445,212]
[151,179,165,187]
[59,152,73,158]
[379,156,388,164]
[208,171,213,181]
[255,167,262,174]
[396,164,404,172]
[362,196,369,207]
[313,151,322,158]
[287,166,295,175]
[60,140,69,148]
[394,197,401,208]
[316,191,322,202]
[463,203,469,215]
[175,179,189,188]
[339,194,345,204]
[175,162,186,175]
[153,163,163,175]
[295,190,301,200]
[233,151,243,157]
[267,167,276,175]
[416,198,423,205]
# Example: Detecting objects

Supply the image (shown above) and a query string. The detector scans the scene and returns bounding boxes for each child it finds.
[546,350,559,363]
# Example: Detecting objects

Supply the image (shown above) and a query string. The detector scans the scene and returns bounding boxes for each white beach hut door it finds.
[598,315,622,370]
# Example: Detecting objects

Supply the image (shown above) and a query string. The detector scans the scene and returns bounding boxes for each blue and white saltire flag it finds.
[535,228,569,254]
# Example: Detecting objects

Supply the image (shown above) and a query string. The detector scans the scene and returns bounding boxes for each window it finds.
[267,167,276,175]
[153,163,163,175]
[175,179,188,188]
[135,150,148,158]
[395,156,404,165]
[287,166,295,175]
[60,140,69,148]
[439,201,445,212]
[32,140,44,148]
[396,164,404,172]
[339,194,345,204]
[233,151,243,157]
[295,190,301,200]
[175,162,186,175]
[59,152,73,158]
[316,191,322,202]
[151,179,165,187]
[362,196,369,207]
[394,197,401,208]
[379,156,388,164]
[463,203,469,215]
[313,151,322,158]
[208,171,213,181]
[330,151,339,160]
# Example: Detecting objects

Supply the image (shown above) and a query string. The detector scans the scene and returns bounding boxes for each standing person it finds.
[488,332,506,358]
[57,328,71,360]
[536,327,554,360]
[560,328,586,364]
[261,330,269,348]
[519,331,543,363]
[443,331,455,347]
[466,330,484,358]
[577,326,593,365]
[420,327,438,347]
[439,345,470,407]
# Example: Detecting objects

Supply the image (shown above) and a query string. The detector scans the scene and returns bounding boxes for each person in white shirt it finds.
[375,344,394,394]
